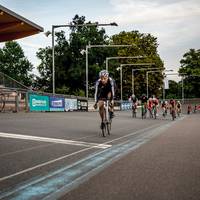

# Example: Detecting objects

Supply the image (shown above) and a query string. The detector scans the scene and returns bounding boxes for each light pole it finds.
[132,67,160,95]
[146,69,173,98]
[45,22,118,94]
[164,73,187,103]
[119,63,154,101]
[105,56,145,71]
[86,44,132,100]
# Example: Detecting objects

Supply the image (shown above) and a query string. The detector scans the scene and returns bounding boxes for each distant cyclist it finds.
[169,99,176,119]
[131,94,137,107]
[152,95,159,118]
[140,94,148,118]
[94,70,115,126]
[131,94,138,117]
[176,101,181,116]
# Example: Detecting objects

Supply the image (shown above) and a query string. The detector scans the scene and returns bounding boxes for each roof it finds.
[0,5,44,42]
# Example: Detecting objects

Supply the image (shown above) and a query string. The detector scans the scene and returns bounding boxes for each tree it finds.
[165,80,181,99]
[36,15,112,95]
[0,41,33,86]
[179,49,200,98]
[110,31,164,99]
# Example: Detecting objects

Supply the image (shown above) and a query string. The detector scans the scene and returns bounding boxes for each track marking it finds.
[0,143,56,158]
[0,132,111,149]
[0,123,160,183]
[0,146,96,182]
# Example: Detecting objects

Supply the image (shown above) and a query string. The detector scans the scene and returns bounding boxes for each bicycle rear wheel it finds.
[172,110,175,120]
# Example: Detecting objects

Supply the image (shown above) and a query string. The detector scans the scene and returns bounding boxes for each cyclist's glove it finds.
[93,103,97,109]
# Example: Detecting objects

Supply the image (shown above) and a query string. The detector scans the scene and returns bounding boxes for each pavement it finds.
[60,113,200,200]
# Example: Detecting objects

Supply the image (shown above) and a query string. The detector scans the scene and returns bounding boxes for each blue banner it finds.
[50,97,65,111]
[121,101,132,111]
[29,94,49,111]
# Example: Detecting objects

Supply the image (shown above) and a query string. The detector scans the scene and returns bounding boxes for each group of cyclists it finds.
[130,94,182,120]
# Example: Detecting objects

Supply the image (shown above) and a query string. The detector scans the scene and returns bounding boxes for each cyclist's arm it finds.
[109,78,115,100]
[94,80,100,103]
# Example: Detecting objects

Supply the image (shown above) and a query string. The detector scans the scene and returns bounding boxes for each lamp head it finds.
[110,22,118,26]
[44,31,51,37]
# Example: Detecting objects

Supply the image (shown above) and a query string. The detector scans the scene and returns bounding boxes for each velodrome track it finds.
[0,110,195,199]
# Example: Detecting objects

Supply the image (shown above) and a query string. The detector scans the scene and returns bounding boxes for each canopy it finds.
[0,5,43,42]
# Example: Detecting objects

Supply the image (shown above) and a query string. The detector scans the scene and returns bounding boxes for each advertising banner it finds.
[65,98,77,111]
[50,97,65,111]
[77,99,88,111]
[121,101,132,111]
[29,94,49,111]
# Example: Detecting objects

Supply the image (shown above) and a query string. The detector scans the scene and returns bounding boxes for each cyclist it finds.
[140,94,148,118]
[148,97,153,118]
[94,70,115,127]
[152,95,159,118]
[161,100,167,117]
[176,100,181,116]
[131,94,138,116]
[169,99,176,119]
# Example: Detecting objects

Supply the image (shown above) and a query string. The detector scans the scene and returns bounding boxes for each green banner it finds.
[29,94,49,111]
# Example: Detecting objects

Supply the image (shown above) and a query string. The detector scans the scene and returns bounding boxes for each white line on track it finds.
[0,132,111,149]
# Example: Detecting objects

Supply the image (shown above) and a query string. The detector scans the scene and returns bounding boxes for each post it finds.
[146,72,148,98]
[52,26,55,95]
[163,73,165,101]
[86,45,89,100]
[132,69,134,94]
[106,58,109,71]
[182,76,184,103]
[163,82,165,101]
[120,66,123,102]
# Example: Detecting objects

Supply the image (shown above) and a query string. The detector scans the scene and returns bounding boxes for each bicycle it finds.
[152,104,157,119]
[177,108,181,117]
[171,108,176,120]
[141,103,147,119]
[100,99,112,137]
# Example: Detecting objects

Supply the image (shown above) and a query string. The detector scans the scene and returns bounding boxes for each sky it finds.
[1,0,200,81]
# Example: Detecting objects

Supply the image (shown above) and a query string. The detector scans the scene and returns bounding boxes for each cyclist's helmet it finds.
[132,94,135,99]
[99,70,109,78]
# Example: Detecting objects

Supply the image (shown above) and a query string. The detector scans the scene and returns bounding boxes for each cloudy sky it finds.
[1,0,200,81]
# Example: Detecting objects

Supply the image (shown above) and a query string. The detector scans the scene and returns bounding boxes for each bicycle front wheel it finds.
[101,122,106,137]
[106,122,111,135]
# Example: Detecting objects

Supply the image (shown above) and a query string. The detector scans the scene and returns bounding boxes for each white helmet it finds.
[99,70,109,78]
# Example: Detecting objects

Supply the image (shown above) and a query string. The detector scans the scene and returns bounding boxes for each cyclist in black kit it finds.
[94,70,115,125]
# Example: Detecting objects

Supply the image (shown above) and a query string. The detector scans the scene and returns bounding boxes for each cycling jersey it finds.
[141,95,148,104]
[94,77,115,102]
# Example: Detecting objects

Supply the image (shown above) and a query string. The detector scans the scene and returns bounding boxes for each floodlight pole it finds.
[105,56,145,71]
[47,22,118,95]
[119,63,155,101]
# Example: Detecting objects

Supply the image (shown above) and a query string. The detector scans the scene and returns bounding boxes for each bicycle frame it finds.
[101,100,112,137]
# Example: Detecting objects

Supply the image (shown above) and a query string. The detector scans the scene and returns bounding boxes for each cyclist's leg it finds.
[98,100,105,123]
[107,92,114,118]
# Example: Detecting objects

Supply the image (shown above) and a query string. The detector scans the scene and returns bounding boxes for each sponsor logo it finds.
[51,100,63,107]
[32,99,47,107]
